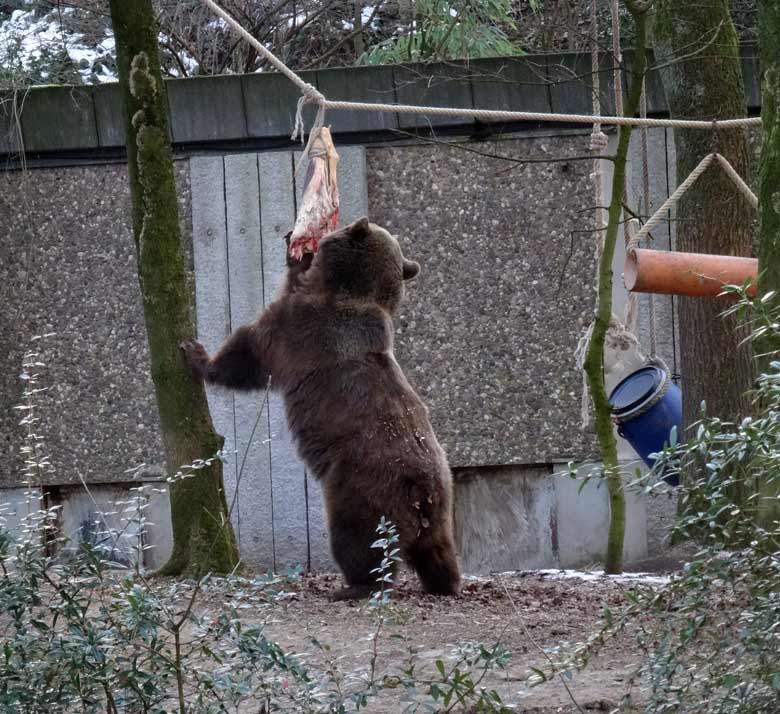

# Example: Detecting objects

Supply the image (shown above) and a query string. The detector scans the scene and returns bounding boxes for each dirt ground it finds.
[198,567,672,713]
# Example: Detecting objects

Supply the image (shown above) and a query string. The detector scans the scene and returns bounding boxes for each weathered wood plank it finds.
[189,156,240,556]
[623,49,667,115]
[258,151,313,570]
[224,153,275,569]
[741,45,761,111]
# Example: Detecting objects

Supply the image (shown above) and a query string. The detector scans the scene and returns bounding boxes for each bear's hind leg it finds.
[327,514,391,601]
[406,529,461,596]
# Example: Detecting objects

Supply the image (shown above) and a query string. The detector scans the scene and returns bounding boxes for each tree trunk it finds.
[109,1,239,576]
[653,0,755,434]
[756,0,780,526]
[583,0,649,575]
[757,1,780,345]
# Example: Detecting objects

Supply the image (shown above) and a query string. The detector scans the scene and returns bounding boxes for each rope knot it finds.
[589,130,609,153]
[291,83,326,145]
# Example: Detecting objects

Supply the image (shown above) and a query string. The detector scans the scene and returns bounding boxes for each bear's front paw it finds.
[180,340,209,379]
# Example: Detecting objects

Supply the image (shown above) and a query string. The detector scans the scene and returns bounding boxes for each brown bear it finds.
[182,217,461,600]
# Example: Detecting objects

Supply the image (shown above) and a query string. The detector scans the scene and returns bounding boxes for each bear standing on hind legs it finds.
[182,217,461,600]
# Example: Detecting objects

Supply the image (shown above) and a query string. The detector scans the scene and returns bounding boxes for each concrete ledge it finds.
[553,464,647,568]
[453,464,648,575]
[454,465,556,573]
[3,45,760,157]
[0,92,20,154]
[393,62,474,129]
[0,487,42,545]
[21,85,98,151]
[243,70,319,139]
[0,484,172,570]
[92,82,126,148]
[317,65,399,132]
[167,75,247,143]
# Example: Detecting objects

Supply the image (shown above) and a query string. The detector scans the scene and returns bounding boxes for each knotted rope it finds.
[626,152,757,254]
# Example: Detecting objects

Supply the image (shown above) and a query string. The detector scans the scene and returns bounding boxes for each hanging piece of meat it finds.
[288,127,340,260]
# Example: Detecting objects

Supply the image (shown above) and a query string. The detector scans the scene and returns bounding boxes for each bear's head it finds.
[306,217,420,313]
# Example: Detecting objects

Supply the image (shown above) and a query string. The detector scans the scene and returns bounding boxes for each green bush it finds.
[553,292,780,714]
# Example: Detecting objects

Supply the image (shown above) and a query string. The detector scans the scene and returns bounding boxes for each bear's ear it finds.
[346,216,371,238]
[402,259,420,280]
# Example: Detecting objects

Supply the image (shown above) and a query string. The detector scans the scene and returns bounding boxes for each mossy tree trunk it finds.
[584,0,649,575]
[757,1,780,349]
[109,0,239,576]
[653,0,755,435]
[756,0,780,527]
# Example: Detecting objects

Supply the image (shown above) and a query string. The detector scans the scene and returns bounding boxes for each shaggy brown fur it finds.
[182,217,461,600]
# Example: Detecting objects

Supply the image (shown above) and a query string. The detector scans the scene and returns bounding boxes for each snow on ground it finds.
[0,8,116,83]
[0,7,201,84]
[465,569,672,587]
[1,7,117,83]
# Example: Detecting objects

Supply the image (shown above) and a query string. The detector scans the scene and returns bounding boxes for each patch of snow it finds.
[285,12,309,29]
[464,569,672,587]
[342,5,379,31]
[206,17,228,31]
[0,8,118,83]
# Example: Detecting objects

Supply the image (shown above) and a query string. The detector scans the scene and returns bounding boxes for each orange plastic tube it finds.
[624,248,758,298]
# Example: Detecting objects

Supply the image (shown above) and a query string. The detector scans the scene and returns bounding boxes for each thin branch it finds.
[301,0,386,70]
[649,21,726,73]
[160,40,190,77]
[389,128,614,167]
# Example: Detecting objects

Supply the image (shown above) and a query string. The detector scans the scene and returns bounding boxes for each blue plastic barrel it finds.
[609,364,682,483]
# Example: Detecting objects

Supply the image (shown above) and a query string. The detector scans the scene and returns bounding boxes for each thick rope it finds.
[713,153,759,209]
[201,0,760,133]
[640,83,656,356]
[627,153,715,251]
[627,152,757,251]
[588,0,608,154]
[317,102,761,129]
[582,0,606,429]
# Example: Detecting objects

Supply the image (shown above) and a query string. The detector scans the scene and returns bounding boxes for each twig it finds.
[389,128,614,167]
[648,21,725,73]
[301,0,386,69]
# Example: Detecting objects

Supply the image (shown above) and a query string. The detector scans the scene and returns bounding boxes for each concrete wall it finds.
[0,483,172,570]
[0,50,763,572]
